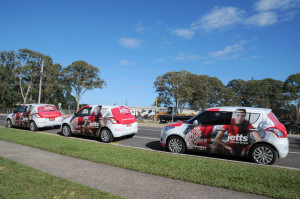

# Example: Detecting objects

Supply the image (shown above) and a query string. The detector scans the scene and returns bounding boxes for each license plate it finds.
[49,118,55,121]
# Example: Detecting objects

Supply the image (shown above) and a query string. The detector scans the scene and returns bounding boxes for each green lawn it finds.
[0,127,299,199]
[0,157,123,199]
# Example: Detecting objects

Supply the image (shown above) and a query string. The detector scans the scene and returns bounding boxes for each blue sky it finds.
[1,0,300,107]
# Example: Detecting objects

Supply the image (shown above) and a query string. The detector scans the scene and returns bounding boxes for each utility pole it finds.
[38,61,44,104]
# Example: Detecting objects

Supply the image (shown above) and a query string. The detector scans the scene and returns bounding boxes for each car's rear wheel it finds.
[287,125,300,135]
[167,136,186,154]
[250,144,277,165]
[62,125,72,137]
[100,128,113,143]
[29,121,38,131]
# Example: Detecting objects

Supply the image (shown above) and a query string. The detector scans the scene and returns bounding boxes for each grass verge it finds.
[1,127,300,199]
[0,157,122,199]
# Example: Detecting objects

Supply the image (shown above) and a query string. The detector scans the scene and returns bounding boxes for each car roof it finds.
[90,105,127,109]
[23,104,55,106]
[206,106,272,113]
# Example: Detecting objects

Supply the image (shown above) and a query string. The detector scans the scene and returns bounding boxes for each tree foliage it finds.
[63,61,106,110]
[154,70,298,117]
[154,71,191,113]
[0,49,76,108]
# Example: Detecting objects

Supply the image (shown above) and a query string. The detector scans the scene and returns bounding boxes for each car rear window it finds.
[267,112,281,126]
[38,105,58,112]
[111,107,136,124]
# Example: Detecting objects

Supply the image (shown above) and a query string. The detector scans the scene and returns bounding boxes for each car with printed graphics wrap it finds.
[6,104,62,131]
[61,105,138,143]
[160,106,289,165]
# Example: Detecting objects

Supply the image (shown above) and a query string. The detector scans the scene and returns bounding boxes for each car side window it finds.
[249,113,260,124]
[195,111,232,125]
[16,106,27,113]
[77,107,92,117]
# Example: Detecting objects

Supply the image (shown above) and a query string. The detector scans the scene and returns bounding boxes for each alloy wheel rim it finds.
[101,130,110,142]
[63,126,70,136]
[169,138,183,153]
[253,146,273,164]
[30,122,34,131]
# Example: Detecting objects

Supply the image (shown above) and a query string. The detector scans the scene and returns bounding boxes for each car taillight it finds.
[266,127,286,138]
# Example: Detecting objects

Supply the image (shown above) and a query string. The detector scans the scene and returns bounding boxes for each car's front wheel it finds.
[29,121,38,131]
[62,125,72,137]
[250,144,277,165]
[100,128,113,143]
[167,136,186,154]
[7,119,13,128]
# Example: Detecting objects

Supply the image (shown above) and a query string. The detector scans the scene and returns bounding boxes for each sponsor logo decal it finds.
[228,134,248,144]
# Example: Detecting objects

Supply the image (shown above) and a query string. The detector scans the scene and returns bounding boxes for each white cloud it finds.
[173,28,195,40]
[192,6,246,31]
[119,60,132,65]
[254,0,299,12]
[209,43,244,59]
[246,11,278,26]
[202,60,215,65]
[171,2,299,39]
[135,23,147,33]
[153,58,166,63]
[119,38,141,49]
[175,53,200,61]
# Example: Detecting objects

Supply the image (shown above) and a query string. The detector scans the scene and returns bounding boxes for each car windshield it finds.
[185,111,204,123]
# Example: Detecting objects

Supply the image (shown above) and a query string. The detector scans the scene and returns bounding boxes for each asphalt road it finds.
[1,115,300,169]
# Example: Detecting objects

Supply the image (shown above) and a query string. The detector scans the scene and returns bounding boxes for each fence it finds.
[0,108,14,115]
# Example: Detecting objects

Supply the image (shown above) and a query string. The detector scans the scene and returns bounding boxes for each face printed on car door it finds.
[70,107,91,134]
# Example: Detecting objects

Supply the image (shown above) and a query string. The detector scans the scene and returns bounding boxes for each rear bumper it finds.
[110,122,138,138]
[34,117,63,128]
[274,137,289,158]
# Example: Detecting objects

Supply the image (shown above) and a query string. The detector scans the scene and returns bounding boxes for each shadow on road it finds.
[146,140,164,150]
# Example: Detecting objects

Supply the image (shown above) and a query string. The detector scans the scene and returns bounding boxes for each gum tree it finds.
[63,61,106,110]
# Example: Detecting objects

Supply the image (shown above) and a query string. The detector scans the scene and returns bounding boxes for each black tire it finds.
[287,125,300,135]
[6,119,14,128]
[250,144,278,165]
[100,128,113,143]
[167,136,186,154]
[29,121,38,131]
[62,125,72,137]
[7,119,13,128]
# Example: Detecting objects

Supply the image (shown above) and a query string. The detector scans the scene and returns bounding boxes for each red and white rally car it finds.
[160,106,289,165]
[61,105,138,143]
[6,104,62,131]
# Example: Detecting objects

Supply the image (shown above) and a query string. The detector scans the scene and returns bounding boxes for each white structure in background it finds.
[128,106,199,117]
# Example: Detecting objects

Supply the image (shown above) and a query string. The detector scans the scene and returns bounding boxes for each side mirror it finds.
[13,110,17,113]
[192,120,199,126]
[74,112,78,116]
